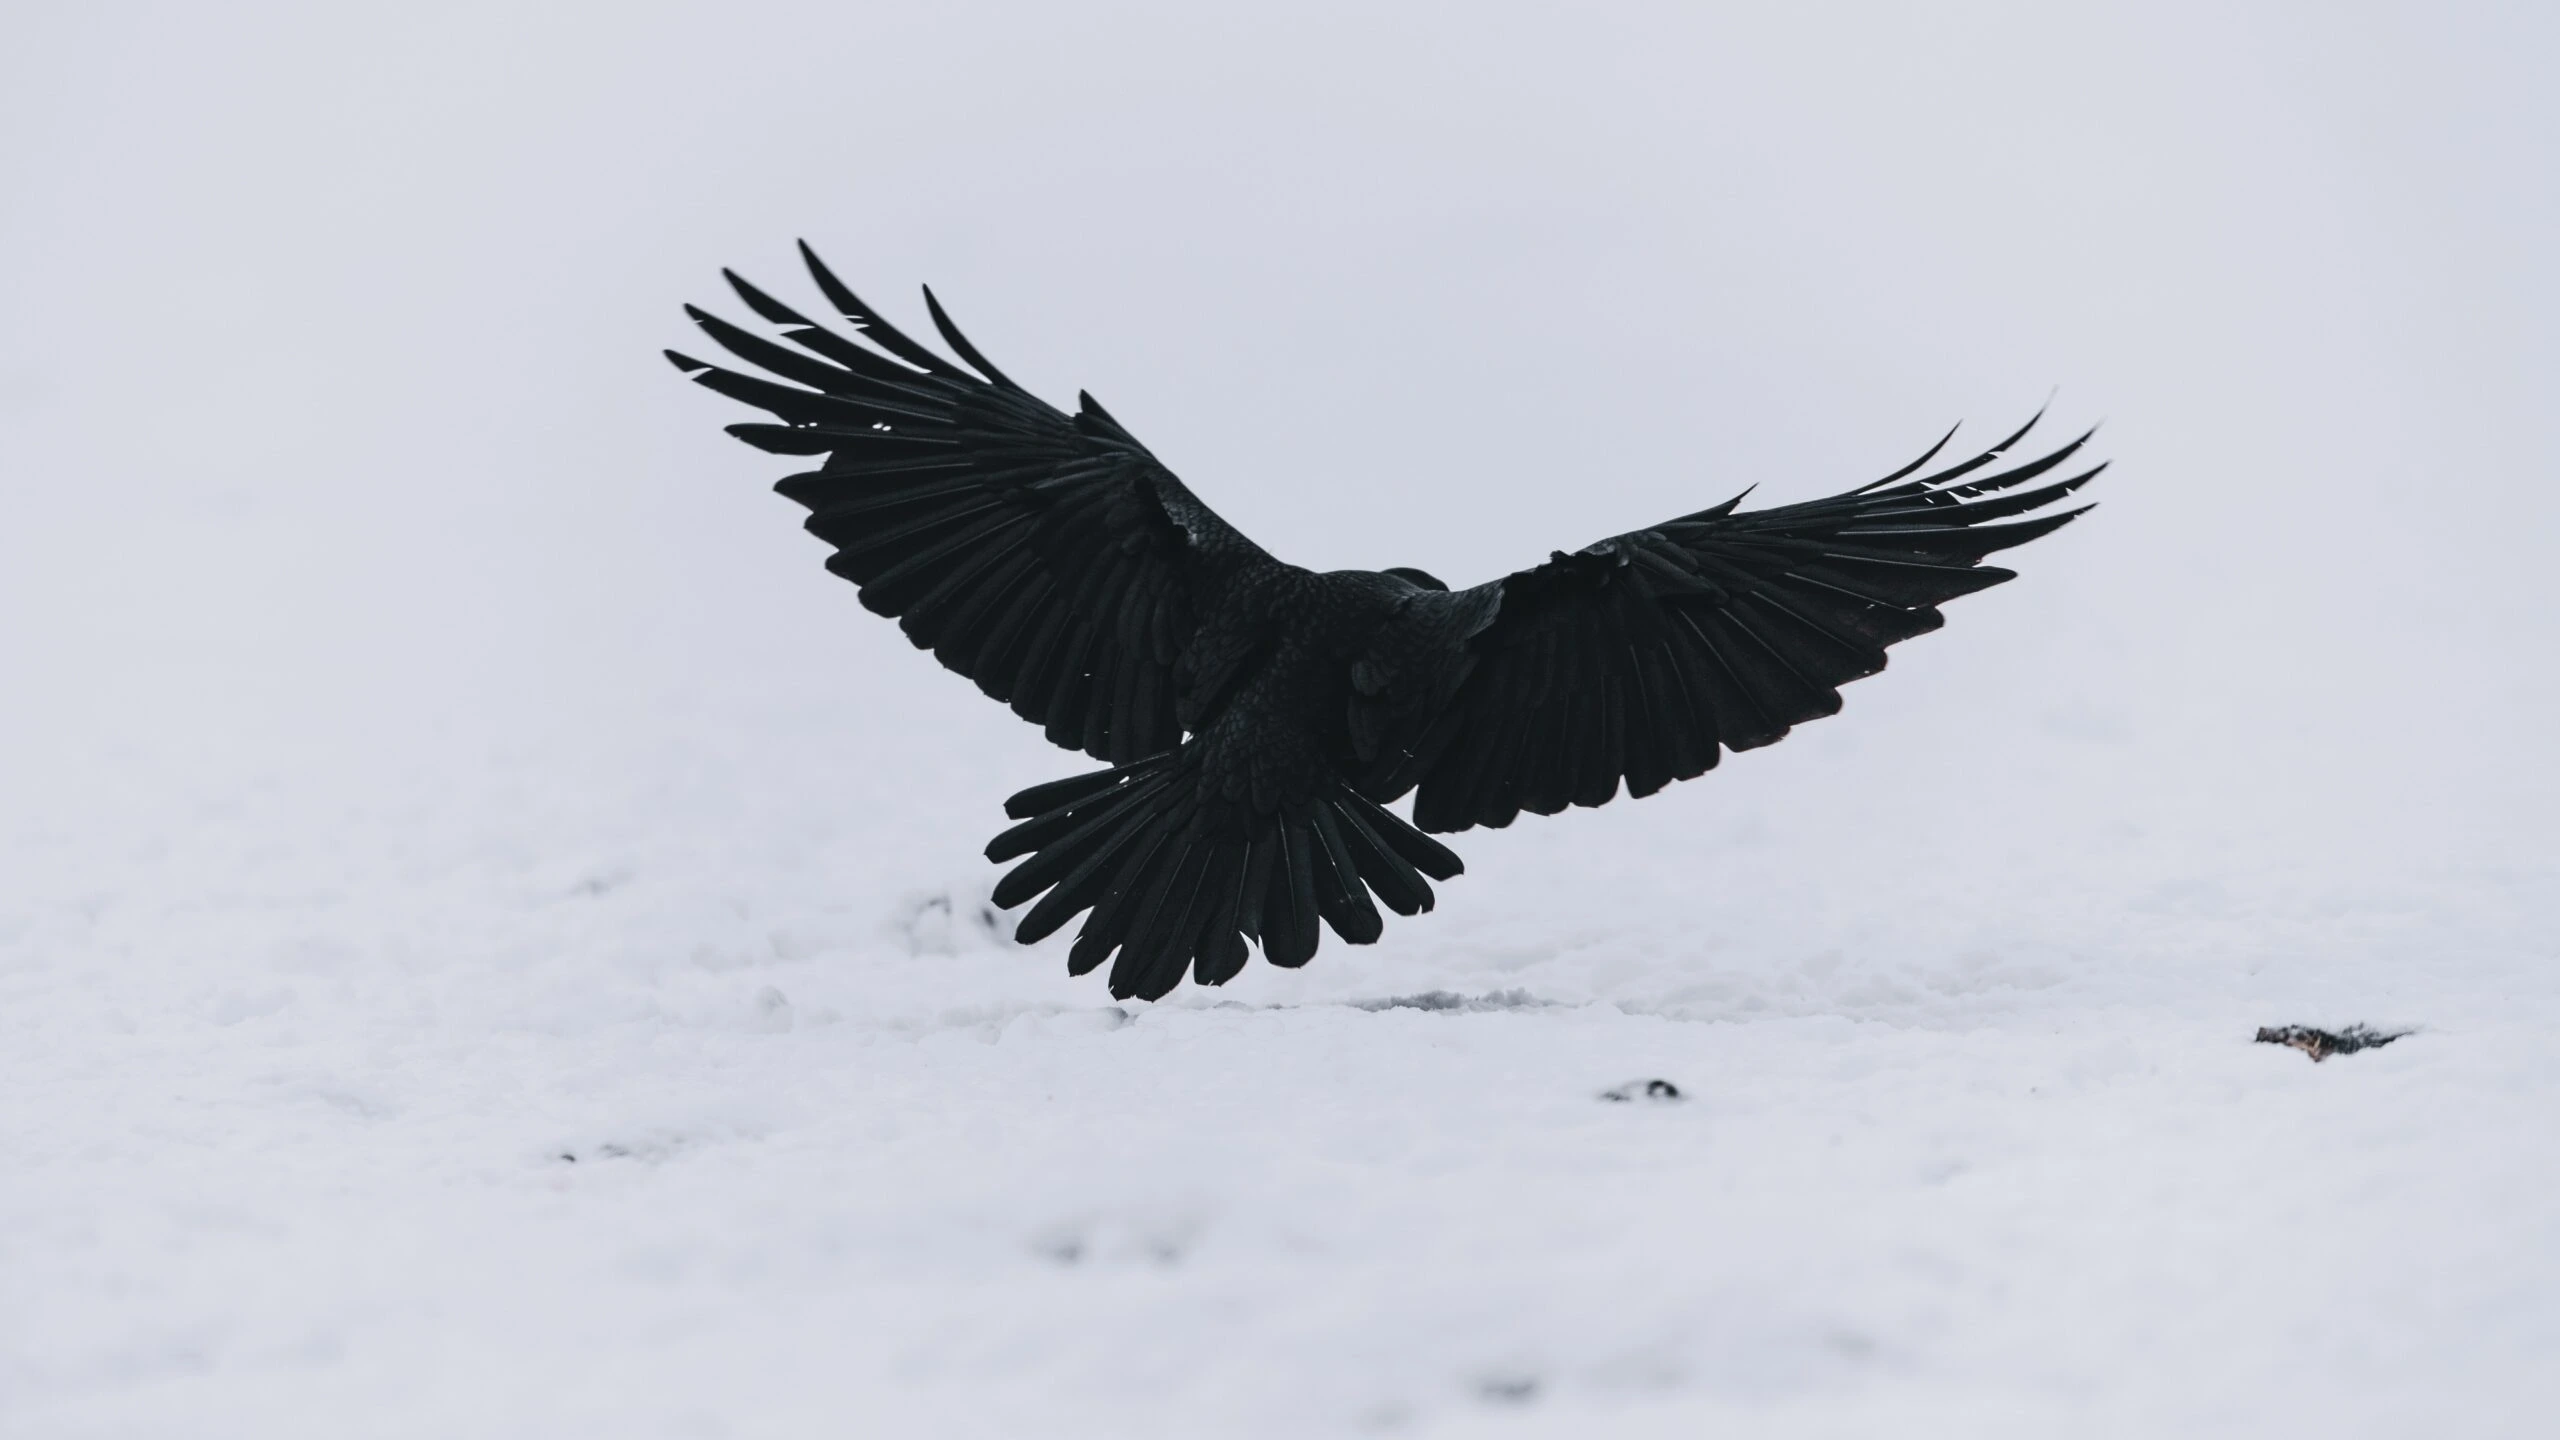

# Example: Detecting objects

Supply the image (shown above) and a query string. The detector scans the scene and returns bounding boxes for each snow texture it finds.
[4,3,2556,1436]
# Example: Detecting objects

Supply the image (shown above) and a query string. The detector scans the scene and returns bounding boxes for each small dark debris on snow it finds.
[1351,989,1548,1014]
[1475,1373,1541,1405]
[554,1137,683,1165]
[568,868,632,898]
[1600,1079,1683,1103]
[2254,1023,2409,1062]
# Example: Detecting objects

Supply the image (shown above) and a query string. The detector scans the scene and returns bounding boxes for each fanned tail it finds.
[985,750,1464,1000]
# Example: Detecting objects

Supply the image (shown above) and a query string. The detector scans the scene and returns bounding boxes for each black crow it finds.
[670,247,2099,1000]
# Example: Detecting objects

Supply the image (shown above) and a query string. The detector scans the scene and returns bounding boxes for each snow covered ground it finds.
[5,4,2556,1435]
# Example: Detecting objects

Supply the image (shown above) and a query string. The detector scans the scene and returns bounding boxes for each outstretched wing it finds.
[668,245,1277,764]
[1361,415,2101,832]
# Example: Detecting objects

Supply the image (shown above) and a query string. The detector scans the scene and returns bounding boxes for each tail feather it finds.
[1307,806,1385,943]
[1113,841,1215,1000]
[1003,757,1159,820]
[986,769,1167,873]
[1234,837,1275,949]
[1329,802,1433,916]
[1066,818,1173,976]
[1265,822,1323,971]
[990,751,1465,999]
[1343,788,1463,880]
[1194,843,1254,987]
[1010,797,1163,943]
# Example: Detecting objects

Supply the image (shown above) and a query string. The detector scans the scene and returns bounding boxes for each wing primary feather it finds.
[725,267,948,395]
[1682,485,1757,522]
[723,266,954,395]
[1851,421,1962,493]
[919,285,1028,394]
[1834,507,2091,561]
[1845,466,2100,532]
[683,305,898,404]
[1075,390,1146,449]
[1937,427,2096,499]
[1907,405,2047,490]
[796,242,966,379]
[722,422,835,454]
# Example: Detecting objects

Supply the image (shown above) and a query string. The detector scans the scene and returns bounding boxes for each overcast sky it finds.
[4,1,2553,881]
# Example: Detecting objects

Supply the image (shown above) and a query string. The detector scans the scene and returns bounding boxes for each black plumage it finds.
[672,248,2101,1000]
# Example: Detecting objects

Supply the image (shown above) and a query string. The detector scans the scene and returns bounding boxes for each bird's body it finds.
[672,247,2100,999]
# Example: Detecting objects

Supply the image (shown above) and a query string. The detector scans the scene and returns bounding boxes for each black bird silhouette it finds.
[670,247,2099,1001]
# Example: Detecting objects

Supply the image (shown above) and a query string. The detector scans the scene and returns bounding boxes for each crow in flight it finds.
[670,247,2099,1001]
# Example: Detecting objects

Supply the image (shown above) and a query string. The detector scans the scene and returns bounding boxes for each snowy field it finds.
[5,4,2556,1436]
